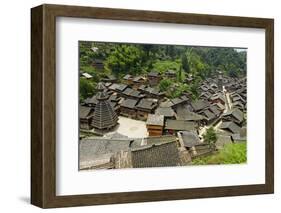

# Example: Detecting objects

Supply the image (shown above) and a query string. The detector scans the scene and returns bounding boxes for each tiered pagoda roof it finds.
[91,82,118,130]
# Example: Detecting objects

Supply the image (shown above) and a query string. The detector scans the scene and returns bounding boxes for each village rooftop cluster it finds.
[79,65,247,170]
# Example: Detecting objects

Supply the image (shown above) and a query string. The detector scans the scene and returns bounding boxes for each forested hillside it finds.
[79,41,246,101]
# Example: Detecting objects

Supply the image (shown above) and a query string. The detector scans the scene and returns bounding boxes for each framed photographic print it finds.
[31,4,274,208]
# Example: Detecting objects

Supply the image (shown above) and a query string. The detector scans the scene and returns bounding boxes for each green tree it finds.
[105,45,145,77]
[203,127,217,144]
[79,41,95,67]
[152,60,181,74]
[159,79,173,92]
[181,53,190,73]
[79,78,96,102]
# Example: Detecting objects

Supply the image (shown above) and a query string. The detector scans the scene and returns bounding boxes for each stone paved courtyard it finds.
[105,116,148,138]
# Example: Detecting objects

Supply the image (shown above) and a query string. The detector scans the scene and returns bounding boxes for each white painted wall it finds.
[0,0,279,212]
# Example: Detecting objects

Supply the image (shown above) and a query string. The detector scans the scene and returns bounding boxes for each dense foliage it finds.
[79,41,246,101]
[192,142,247,165]
[203,127,218,144]
[79,78,96,102]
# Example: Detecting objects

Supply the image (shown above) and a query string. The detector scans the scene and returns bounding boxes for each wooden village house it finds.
[209,93,226,105]
[146,114,164,136]
[79,106,94,130]
[135,98,158,120]
[123,74,133,85]
[219,121,241,135]
[121,87,145,100]
[147,71,161,86]
[132,76,146,89]
[120,98,138,119]
[164,119,198,135]
[101,74,117,83]
[221,108,244,125]
[138,85,165,99]
[155,106,176,120]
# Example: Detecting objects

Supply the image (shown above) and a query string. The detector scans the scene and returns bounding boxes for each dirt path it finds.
[223,86,232,112]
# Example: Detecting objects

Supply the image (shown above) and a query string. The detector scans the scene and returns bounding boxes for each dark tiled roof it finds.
[122,88,143,98]
[122,87,134,96]
[232,95,246,103]
[84,95,98,105]
[136,98,157,110]
[232,101,244,109]
[212,102,225,111]
[150,87,164,96]
[116,84,128,92]
[175,105,204,121]
[160,99,174,108]
[210,93,225,102]
[120,98,138,109]
[133,76,145,82]
[191,99,210,111]
[165,119,197,131]
[108,94,120,102]
[102,74,117,81]
[104,82,112,87]
[209,105,221,116]
[108,83,128,92]
[220,121,241,134]
[80,106,93,119]
[131,141,180,168]
[146,114,164,126]
[179,131,201,148]
[145,135,177,146]
[223,108,244,123]
[147,71,160,77]
[202,109,216,120]
[155,107,175,117]
[138,85,147,91]
[171,97,184,105]
[200,91,212,99]
[123,74,132,80]
[80,138,132,163]
[199,84,210,91]
[108,83,121,91]
[180,95,189,102]
[130,90,143,98]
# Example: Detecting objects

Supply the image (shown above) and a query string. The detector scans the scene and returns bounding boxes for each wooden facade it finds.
[120,106,137,118]
[147,72,161,86]
[120,98,138,119]
[146,124,163,136]
[132,76,146,90]
[80,118,92,130]
[146,114,164,136]
[136,99,158,121]
[79,106,94,130]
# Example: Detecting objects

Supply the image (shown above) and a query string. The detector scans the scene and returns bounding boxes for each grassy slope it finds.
[192,142,247,165]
